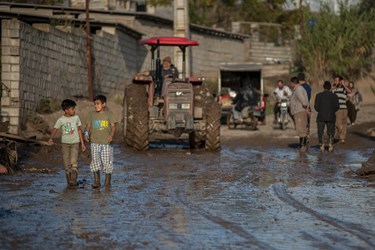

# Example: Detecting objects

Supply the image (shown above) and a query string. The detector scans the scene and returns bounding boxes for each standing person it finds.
[332,76,351,143]
[297,72,312,144]
[48,99,86,188]
[346,81,361,126]
[314,81,339,152]
[289,76,309,152]
[232,83,260,122]
[272,80,292,124]
[84,95,117,188]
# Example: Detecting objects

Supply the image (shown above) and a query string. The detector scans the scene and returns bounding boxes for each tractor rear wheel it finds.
[205,100,221,151]
[124,84,149,151]
[189,85,211,149]
[190,85,221,151]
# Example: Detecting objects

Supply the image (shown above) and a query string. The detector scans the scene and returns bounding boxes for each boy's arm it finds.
[48,128,58,145]
[78,128,86,152]
[108,124,116,143]
[84,124,91,142]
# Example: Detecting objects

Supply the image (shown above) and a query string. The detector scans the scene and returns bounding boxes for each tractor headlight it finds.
[181,104,190,109]
[169,103,178,109]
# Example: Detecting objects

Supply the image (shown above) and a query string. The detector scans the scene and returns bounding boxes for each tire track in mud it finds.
[175,188,275,250]
[272,184,375,248]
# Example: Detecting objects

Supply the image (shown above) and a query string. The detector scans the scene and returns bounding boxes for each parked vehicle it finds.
[217,63,267,125]
[123,36,221,151]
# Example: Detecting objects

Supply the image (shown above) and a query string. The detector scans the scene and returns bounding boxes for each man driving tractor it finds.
[144,56,179,96]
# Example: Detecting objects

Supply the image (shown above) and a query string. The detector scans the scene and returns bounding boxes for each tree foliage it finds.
[150,0,289,30]
[1,0,63,4]
[359,0,375,12]
[297,3,375,79]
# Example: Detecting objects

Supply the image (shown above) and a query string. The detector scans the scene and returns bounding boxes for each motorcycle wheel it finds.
[250,117,258,131]
[227,113,236,129]
[280,112,287,130]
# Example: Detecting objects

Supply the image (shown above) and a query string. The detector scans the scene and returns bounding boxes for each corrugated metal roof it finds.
[219,63,263,72]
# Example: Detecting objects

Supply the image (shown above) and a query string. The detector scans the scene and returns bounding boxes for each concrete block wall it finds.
[191,33,247,80]
[91,29,141,95]
[1,18,141,134]
[1,19,21,134]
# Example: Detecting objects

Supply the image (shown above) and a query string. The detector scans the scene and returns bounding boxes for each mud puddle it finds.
[0,141,374,249]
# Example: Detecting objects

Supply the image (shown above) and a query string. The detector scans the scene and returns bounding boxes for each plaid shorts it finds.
[90,143,113,174]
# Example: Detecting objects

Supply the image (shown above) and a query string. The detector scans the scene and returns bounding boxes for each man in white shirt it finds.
[272,80,292,124]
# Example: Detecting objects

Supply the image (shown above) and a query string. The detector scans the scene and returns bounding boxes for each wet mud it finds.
[0,119,374,249]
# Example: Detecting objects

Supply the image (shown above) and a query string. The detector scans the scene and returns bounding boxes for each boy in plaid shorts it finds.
[84,95,117,188]
[48,99,86,188]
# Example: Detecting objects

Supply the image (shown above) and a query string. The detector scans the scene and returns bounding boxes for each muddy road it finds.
[1,107,374,249]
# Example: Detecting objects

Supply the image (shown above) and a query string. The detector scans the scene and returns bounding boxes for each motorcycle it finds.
[227,105,258,130]
[275,98,289,130]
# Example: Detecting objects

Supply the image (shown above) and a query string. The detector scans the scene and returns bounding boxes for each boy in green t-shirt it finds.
[48,99,86,188]
[84,95,117,188]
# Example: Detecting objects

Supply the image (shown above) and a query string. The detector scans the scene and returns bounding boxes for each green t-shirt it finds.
[54,115,82,144]
[88,111,116,144]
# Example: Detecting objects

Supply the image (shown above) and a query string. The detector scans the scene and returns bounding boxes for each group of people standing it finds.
[278,73,362,153]
[315,76,362,151]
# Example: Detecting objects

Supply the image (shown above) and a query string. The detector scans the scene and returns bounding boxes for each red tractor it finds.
[123,36,221,151]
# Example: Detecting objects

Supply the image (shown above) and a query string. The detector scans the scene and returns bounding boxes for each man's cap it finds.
[323,81,331,89]
[163,56,171,64]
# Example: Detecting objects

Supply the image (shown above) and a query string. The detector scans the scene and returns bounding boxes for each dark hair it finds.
[61,99,76,111]
[323,81,331,90]
[334,75,343,81]
[290,76,299,84]
[94,95,107,103]
[297,72,305,81]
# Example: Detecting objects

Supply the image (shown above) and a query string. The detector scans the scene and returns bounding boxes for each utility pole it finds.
[299,0,304,38]
[86,0,93,101]
[174,0,190,77]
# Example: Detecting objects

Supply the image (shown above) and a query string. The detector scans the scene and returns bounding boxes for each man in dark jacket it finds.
[314,81,339,152]
[232,84,260,121]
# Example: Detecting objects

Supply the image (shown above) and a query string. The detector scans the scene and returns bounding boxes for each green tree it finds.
[150,0,288,30]
[297,3,375,79]
[359,0,375,12]
[1,0,63,4]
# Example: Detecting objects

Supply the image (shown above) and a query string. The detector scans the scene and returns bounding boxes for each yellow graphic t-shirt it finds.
[88,111,116,144]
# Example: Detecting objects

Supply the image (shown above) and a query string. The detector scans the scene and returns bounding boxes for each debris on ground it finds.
[355,149,375,184]
[0,132,49,146]
[0,139,21,174]
[0,132,51,175]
